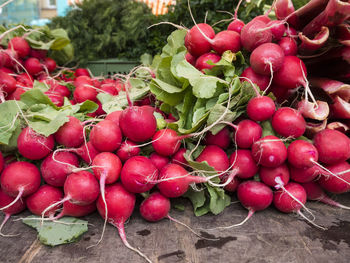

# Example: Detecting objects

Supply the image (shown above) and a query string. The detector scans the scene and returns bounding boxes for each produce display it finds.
[0,0,350,262]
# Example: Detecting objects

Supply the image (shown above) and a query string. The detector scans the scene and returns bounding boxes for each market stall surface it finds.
[1,194,350,263]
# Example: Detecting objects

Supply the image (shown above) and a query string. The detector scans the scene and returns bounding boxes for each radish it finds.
[7,37,30,58]
[227,0,245,33]
[55,116,84,148]
[271,107,306,138]
[45,91,64,107]
[17,127,55,160]
[171,148,188,167]
[289,165,322,183]
[41,152,79,187]
[30,49,47,60]
[228,149,259,180]
[184,23,215,57]
[116,140,140,162]
[51,200,96,220]
[0,70,17,98]
[230,119,262,149]
[267,20,285,41]
[222,176,240,192]
[301,181,350,209]
[157,163,207,198]
[139,192,170,222]
[185,52,196,66]
[149,152,169,171]
[313,129,350,165]
[196,145,229,174]
[105,110,122,125]
[259,163,290,188]
[240,19,273,52]
[43,58,56,72]
[89,120,122,152]
[26,185,63,217]
[273,56,308,90]
[204,127,231,149]
[318,161,350,194]
[24,58,43,76]
[210,30,241,55]
[75,68,90,77]
[241,67,270,91]
[119,105,157,143]
[0,161,41,211]
[278,37,297,56]
[152,128,185,156]
[73,76,98,103]
[195,53,221,72]
[73,141,100,164]
[120,156,158,193]
[251,135,287,167]
[0,152,3,173]
[250,43,285,76]
[287,140,318,168]
[246,89,276,122]
[96,183,151,262]
[234,181,273,226]
[0,189,26,237]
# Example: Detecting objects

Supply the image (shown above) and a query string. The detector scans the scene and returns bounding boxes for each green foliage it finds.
[49,0,273,64]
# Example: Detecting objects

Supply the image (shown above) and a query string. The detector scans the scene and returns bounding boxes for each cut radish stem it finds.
[96,183,152,263]
[301,181,350,209]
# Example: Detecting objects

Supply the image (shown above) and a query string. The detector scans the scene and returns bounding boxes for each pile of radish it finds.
[0,0,350,262]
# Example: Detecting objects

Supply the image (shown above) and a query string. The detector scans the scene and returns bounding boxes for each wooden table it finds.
[1,194,350,263]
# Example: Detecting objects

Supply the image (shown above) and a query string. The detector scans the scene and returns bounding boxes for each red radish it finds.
[227,20,245,33]
[45,91,64,107]
[119,105,157,142]
[318,162,350,194]
[92,152,122,185]
[73,77,98,103]
[75,68,90,77]
[140,192,170,222]
[259,163,290,188]
[228,149,259,180]
[273,56,308,90]
[157,163,207,198]
[231,119,262,149]
[30,49,47,59]
[16,73,33,86]
[210,30,241,55]
[51,200,96,220]
[240,19,273,52]
[100,83,118,95]
[0,189,26,236]
[284,27,298,38]
[7,37,30,58]
[89,120,122,152]
[24,58,43,76]
[55,116,84,148]
[287,140,318,168]
[205,127,231,149]
[313,129,350,165]
[171,148,188,167]
[252,15,271,24]
[267,20,285,41]
[195,53,221,72]
[149,152,169,171]
[96,183,151,262]
[250,43,285,75]
[17,127,55,160]
[120,156,158,193]
[41,152,79,187]
[301,181,350,209]
[241,67,270,91]
[278,37,297,56]
[185,52,196,66]
[0,162,41,211]
[116,140,140,162]
[235,181,273,225]
[251,135,287,167]
[26,185,63,217]
[105,110,122,125]
[271,107,306,138]
[222,176,240,192]
[184,23,215,57]
[152,128,184,156]
[289,165,322,183]
[7,87,26,101]
[246,84,276,121]
[196,145,229,174]
[43,58,56,72]
[0,70,17,95]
